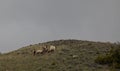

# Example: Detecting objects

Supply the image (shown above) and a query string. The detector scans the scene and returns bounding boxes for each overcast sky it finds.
[0,0,120,53]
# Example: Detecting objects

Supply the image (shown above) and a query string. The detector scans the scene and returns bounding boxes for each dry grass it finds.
[0,39,119,71]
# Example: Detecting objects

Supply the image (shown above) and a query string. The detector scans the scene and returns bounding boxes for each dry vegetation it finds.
[0,39,120,71]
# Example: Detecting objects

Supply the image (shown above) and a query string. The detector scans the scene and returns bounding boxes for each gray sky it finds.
[0,0,120,53]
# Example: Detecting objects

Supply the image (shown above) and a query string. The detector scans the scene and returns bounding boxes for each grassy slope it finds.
[0,39,118,71]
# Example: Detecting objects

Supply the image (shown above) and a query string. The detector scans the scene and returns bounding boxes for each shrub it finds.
[95,55,112,64]
[95,44,120,68]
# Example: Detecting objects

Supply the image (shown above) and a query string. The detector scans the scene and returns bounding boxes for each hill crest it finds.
[0,39,116,71]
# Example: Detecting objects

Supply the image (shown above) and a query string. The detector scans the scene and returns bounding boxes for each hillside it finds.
[0,39,119,71]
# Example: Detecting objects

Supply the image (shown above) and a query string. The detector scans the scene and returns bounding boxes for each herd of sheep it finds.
[33,45,56,55]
